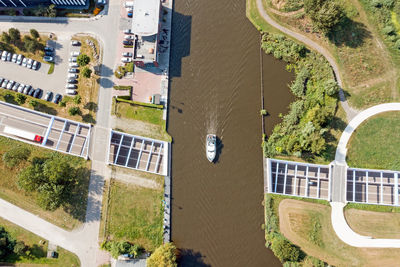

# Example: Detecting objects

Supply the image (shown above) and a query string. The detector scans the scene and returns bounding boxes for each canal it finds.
[168,0,294,266]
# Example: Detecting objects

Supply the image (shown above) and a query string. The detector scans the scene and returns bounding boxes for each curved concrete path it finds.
[331,103,400,248]
[255,0,358,121]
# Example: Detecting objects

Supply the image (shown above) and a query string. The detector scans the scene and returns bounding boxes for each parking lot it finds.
[0,101,91,158]
[0,34,79,98]
[108,130,167,175]
[267,159,331,200]
[346,167,400,206]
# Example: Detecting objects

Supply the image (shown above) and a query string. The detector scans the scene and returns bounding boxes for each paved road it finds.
[255,0,358,121]
[0,1,122,266]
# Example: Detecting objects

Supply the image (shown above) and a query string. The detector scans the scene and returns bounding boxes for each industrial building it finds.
[0,0,87,8]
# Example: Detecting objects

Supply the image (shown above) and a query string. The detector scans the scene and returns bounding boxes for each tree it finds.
[8,28,20,44]
[304,0,344,33]
[324,79,339,96]
[147,243,177,267]
[17,154,78,210]
[270,237,300,262]
[30,29,40,39]
[2,146,30,168]
[13,241,26,255]
[82,67,92,78]
[23,36,39,53]
[77,54,90,66]
[16,93,26,104]
[46,4,57,17]
[73,95,81,105]
[0,227,15,260]
[1,32,10,44]
[68,106,80,116]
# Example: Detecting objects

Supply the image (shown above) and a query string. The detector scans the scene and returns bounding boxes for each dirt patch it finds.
[279,199,400,266]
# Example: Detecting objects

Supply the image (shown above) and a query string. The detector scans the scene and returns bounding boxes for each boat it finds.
[206,134,217,162]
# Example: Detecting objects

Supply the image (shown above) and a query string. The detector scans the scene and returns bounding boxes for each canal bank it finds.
[168,0,294,266]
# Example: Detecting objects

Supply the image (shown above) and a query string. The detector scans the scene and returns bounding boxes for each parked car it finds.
[121,57,132,63]
[1,79,8,88]
[53,93,62,104]
[26,58,33,69]
[12,82,20,91]
[69,62,79,68]
[43,56,54,62]
[32,60,39,70]
[44,46,54,52]
[0,77,3,85]
[17,83,25,93]
[69,57,77,63]
[6,80,14,90]
[22,58,28,67]
[16,54,23,65]
[33,88,42,98]
[11,53,17,63]
[123,29,132,34]
[68,73,78,79]
[44,51,53,56]
[66,84,77,89]
[122,52,133,57]
[122,40,133,46]
[71,40,81,46]
[67,78,78,84]
[124,35,135,40]
[65,89,77,95]
[28,87,35,96]
[1,51,8,61]
[70,51,80,57]
[68,68,79,73]
[127,11,133,18]
[23,85,31,94]
[6,52,12,61]
[44,91,53,101]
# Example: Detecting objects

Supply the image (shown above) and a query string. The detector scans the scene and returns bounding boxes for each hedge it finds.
[113,85,132,90]
[115,97,164,109]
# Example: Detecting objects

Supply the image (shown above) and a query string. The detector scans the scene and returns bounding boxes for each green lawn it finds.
[0,136,90,230]
[347,111,400,170]
[115,101,163,125]
[0,217,80,266]
[104,180,163,252]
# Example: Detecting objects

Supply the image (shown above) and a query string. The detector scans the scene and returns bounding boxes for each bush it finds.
[2,147,30,168]
[47,62,55,74]
[29,99,38,108]
[114,66,126,79]
[1,32,10,44]
[59,99,67,107]
[271,235,300,262]
[113,85,132,90]
[68,106,80,116]
[147,243,177,267]
[125,62,134,72]
[101,241,142,259]
[77,54,90,66]
[0,227,15,260]
[16,93,26,104]
[82,66,92,78]
[304,0,344,33]
[30,29,39,39]
[73,95,81,105]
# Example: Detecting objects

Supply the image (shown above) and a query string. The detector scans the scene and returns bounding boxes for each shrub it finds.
[8,28,20,44]
[125,62,134,72]
[114,66,126,79]
[0,227,15,260]
[395,39,400,49]
[382,25,395,35]
[82,66,92,78]
[304,0,344,33]
[2,147,30,168]
[30,29,40,39]
[29,99,38,108]
[113,85,132,90]
[16,93,26,104]
[1,32,10,44]
[68,106,80,116]
[73,95,81,105]
[77,54,90,66]
[59,99,67,107]
[271,236,300,262]
[101,241,143,259]
[147,243,177,267]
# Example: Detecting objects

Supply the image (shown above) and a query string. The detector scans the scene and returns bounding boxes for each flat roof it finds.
[132,0,160,36]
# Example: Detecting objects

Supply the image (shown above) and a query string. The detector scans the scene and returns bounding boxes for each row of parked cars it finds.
[0,77,62,104]
[1,51,40,70]
[66,44,81,95]
[121,29,136,63]
[43,46,55,62]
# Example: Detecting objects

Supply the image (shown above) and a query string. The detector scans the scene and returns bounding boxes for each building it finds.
[131,0,161,68]
[0,0,88,8]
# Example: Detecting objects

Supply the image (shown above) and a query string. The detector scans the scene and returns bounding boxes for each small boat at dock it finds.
[206,134,216,162]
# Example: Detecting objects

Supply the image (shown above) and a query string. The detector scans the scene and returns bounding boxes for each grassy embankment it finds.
[0,217,80,266]
[264,0,397,109]
[277,198,400,266]
[346,111,400,170]
[100,179,164,252]
[0,136,90,230]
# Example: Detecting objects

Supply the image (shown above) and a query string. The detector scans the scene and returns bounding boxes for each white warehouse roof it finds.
[132,0,161,36]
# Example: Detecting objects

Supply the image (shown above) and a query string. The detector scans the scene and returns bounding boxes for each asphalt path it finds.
[0,1,122,266]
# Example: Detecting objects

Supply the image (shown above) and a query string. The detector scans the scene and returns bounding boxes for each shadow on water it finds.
[177,249,211,267]
[213,136,224,164]
[169,6,192,78]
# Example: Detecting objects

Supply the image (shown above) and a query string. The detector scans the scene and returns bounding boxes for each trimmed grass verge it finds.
[346,111,400,170]
[0,136,90,230]
[113,100,164,126]
[0,217,80,266]
[47,62,54,74]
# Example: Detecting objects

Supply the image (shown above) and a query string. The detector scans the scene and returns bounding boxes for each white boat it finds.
[206,134,217,162]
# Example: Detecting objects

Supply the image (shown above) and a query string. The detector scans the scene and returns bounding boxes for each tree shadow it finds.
[328,17,372,48]
[82,113,96,124]
[177,249,211,267]
[84,101,98,112]
[35,102,57,115]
